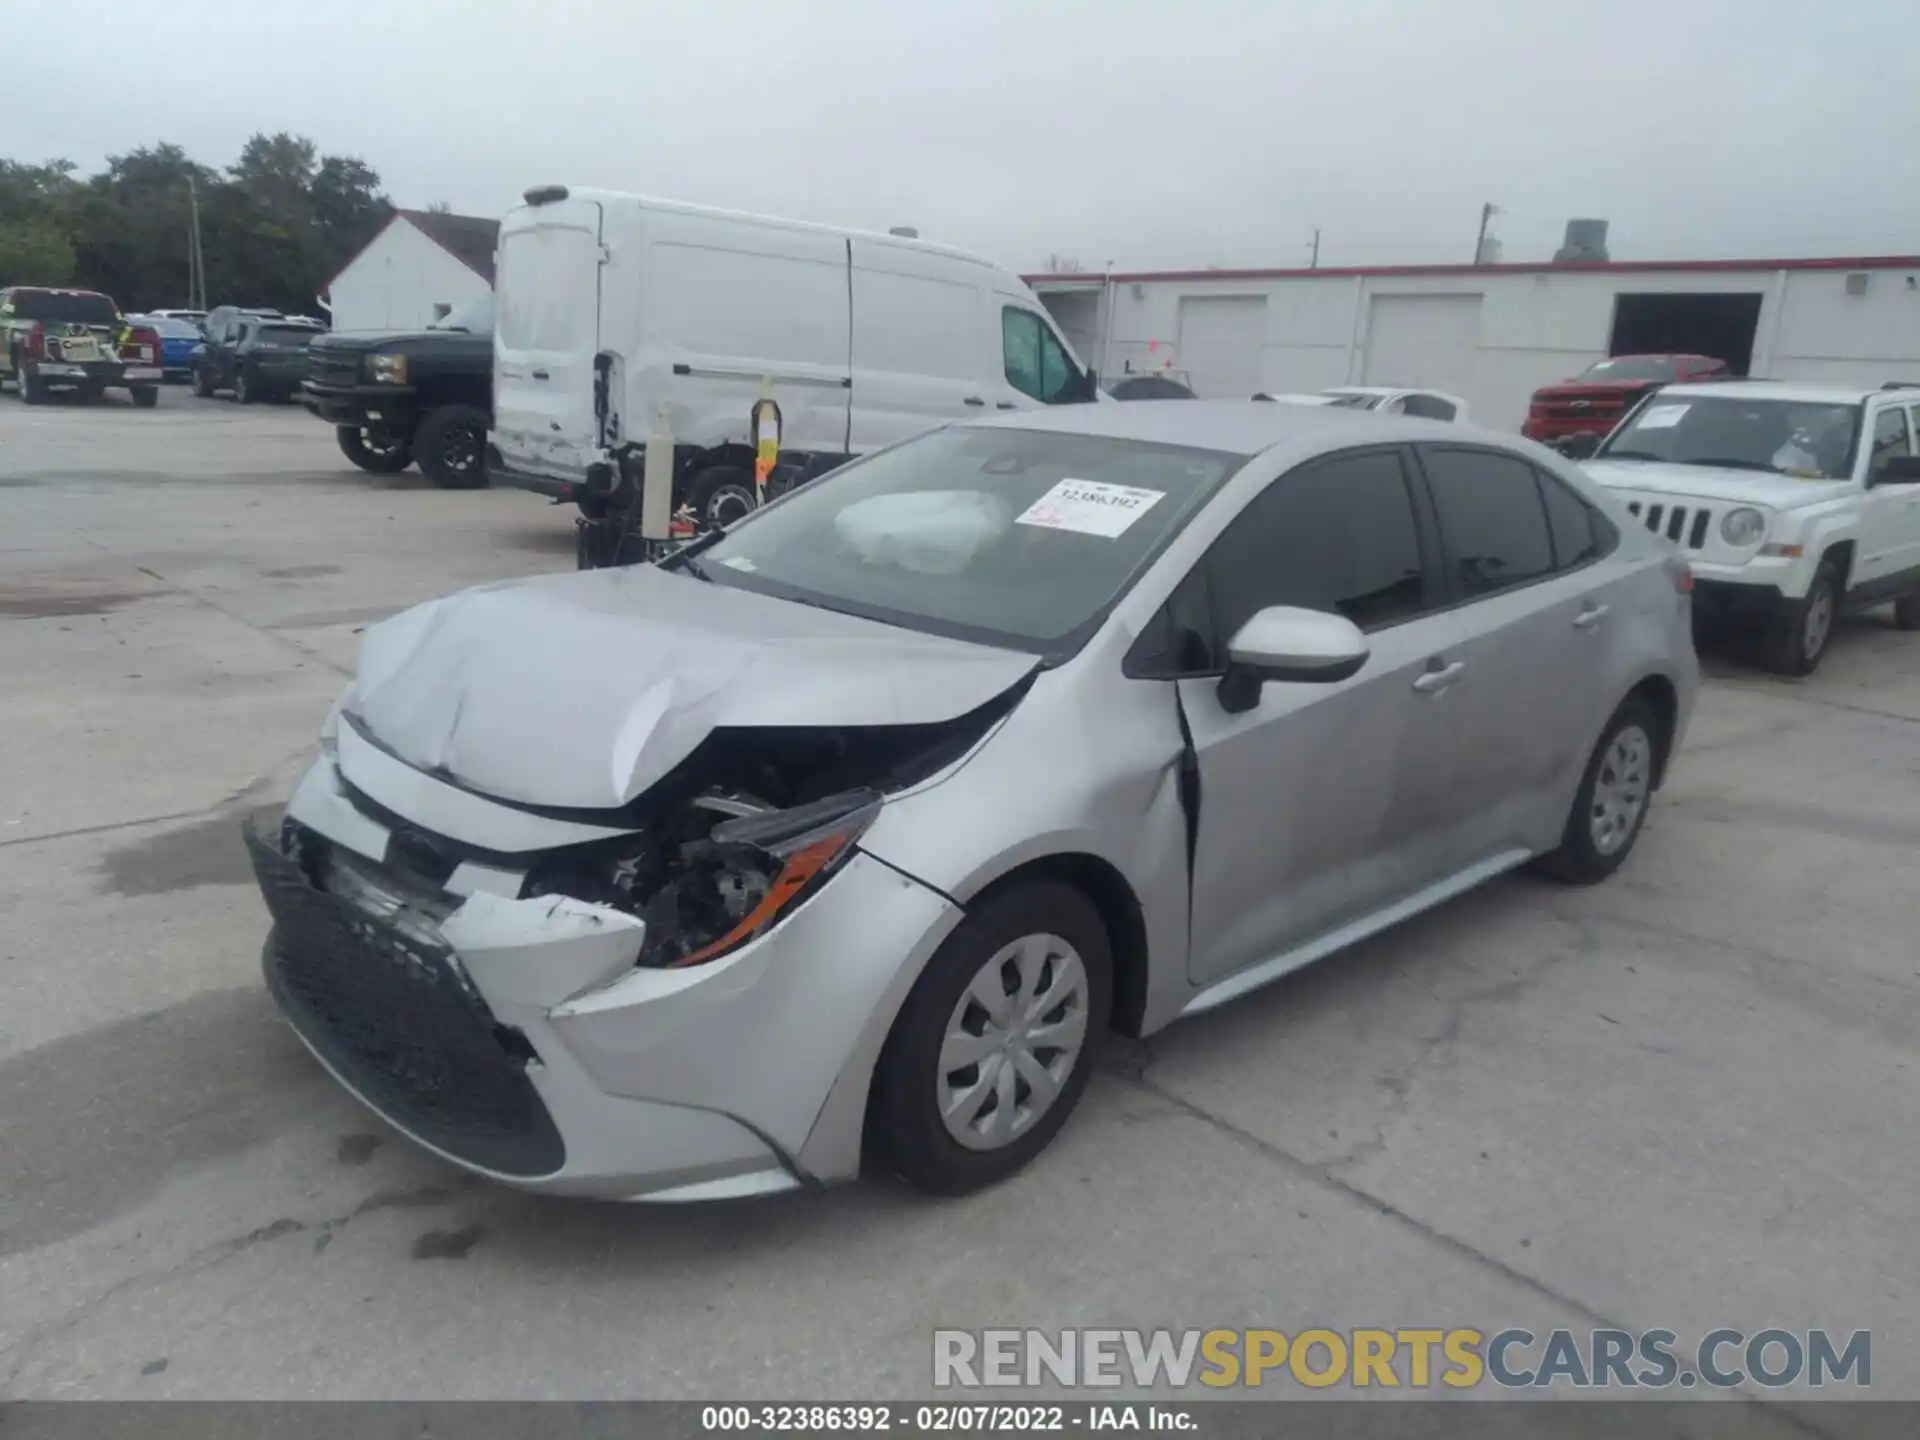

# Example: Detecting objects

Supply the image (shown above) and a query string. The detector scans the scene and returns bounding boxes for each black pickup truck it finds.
[300,293,492,488]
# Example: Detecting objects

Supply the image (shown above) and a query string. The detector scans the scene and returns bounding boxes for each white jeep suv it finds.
[1582,381,1920,673]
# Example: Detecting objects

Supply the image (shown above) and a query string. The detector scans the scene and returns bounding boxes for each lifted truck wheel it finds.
[414,404,490,490]
[336,425,414,474]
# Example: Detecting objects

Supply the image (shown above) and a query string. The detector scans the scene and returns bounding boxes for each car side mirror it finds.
[1216,606,1370,713]
[1875,455,1920,486]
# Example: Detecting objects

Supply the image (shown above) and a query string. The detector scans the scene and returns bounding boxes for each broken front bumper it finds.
[248,753,962,1201]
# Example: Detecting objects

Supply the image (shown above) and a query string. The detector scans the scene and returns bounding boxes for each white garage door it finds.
[1177,296,1267,398]
[1363,294,1483,389]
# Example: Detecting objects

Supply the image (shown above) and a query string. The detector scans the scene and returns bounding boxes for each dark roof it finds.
[323,209,500,293]
[397,209,501,283]
[1027,253,1920,287]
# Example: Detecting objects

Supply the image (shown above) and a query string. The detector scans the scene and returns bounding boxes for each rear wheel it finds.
[190,366,213,398]
[1535,697,1661,885]
[1892,592,1920,631]
[414,404,490,489]
[868,881,1112,1195]
[335,424,414,474]
[685,466,758,528]
[20,361,48,405]
[1763,559,1842,676]
[233,368,255,404]
[129,386,159,409]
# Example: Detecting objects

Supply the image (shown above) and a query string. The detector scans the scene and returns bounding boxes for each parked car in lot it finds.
[192,315,325,402]
[147,308,208,325]
[1524,354,1730,454]
[300,292,492,489]
[0,287,163,406]
[1582,380,1920,673]
[1108,371,1197,400]
[127,313,207,381]
[487,186,1096,527]
[246,401,1696,1201]
[1254,385,1470,421]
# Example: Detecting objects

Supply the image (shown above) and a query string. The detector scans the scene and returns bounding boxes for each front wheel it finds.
[233,369,255,404]
[20,362,48,405]
[867,881,1112,1195]
[414,404,490,489]
[1534,697,1661,885]
[1763,559,1841,676]
[1892,592,1920,631]
[129,386,159,409]
[335,424,414,474]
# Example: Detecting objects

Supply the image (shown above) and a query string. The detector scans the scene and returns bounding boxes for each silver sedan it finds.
[246,402,1698,1199]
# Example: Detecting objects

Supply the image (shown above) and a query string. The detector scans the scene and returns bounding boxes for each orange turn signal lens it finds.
[667,832,854,969]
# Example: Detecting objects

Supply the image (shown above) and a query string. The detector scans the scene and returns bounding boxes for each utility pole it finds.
[1309,229,1321,269]
[186,174,207,309]
[1473,201,1496,265]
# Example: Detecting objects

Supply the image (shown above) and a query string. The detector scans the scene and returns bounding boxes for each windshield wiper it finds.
[1689,457,1785,474]
[1598,449,1662,462]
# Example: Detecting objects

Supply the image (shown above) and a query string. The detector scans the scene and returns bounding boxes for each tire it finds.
[1892,592,1920,631]
[414,404,490,489]
[129,386,159,409]
[1534,696,1662,885]
[685,466,759,528]
[233,368,255,404]
[78,381,106,402]
[1763,558,1842,676]
[191,367,213,398]
[868,880,1112,1196]
[20,361,48,405]
[335,424,414,474]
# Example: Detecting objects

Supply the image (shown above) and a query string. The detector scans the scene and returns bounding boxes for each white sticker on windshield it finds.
[1637,403,1690,429]
[719,555,757,572]
[1016,479,1165,538]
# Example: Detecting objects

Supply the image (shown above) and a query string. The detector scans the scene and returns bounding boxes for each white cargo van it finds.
[487,186,1099,526]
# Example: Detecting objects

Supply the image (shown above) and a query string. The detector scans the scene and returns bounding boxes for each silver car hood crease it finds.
[344,565,1040,810]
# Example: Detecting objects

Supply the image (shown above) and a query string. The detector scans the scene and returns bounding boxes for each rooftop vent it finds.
[1554,219,1610,263]
[888,226,919,239]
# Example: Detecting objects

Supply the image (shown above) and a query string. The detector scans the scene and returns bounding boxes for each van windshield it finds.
[689,426,1244,654]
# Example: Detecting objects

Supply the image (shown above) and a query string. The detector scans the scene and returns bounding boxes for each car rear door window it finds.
[1401,393,1457,421]
[1535,468,1607,569]
[1420,447,1556,598]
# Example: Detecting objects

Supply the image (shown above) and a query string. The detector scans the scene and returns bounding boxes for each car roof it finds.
[969,398,1500,458]
[1656,380,1880,405]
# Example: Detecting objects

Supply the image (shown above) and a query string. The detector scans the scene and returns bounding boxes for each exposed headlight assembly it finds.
[1720,507,1768,546]
[366,352,408,384]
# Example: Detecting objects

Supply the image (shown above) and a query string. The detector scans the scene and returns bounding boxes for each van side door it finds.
[848,242,989,450]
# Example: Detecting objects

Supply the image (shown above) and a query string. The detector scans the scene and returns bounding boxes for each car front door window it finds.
[1003,308,1079,404]
[1867,406,1913,483]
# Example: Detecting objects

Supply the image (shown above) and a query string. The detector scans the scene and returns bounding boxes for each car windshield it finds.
[259,325,319,345]
[1581,357,1684,382]
[692,426,1245,652]
[432,294,495,333]
[12,290,118,325]
[1599,396,1863,479]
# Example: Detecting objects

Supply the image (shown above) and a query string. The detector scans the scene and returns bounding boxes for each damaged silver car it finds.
[247,402,1698,1199]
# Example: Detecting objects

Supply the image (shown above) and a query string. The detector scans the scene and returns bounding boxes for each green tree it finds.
[0,217,77,285]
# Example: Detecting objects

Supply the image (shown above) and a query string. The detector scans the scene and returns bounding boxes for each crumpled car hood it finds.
[344,564,1040,810]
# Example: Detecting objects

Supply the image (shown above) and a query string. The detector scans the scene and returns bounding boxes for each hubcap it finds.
[938,933,1089,1152]
[442,423,479,472]
[1589,723,1652,857]
[707,486,754,527]
[1803,585,1833,659]
[362,428,403,457]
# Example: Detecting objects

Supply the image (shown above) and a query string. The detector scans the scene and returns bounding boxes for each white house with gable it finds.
[321,209,499,333]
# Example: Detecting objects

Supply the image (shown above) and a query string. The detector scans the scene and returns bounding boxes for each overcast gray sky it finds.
[10,0,1919,271]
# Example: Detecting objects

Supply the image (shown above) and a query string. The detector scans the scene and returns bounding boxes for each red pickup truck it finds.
[1522,354,1729,450]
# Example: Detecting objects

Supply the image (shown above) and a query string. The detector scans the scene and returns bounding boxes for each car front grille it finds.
[1624,499,1712,550]
[245,822,565,1178]
[1537,396,1626,421]
[307,350,362,389]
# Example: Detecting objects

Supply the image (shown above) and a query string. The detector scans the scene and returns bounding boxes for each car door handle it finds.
[1412,660,1466,693]
[531,369,550,381]
[1573,602,1611,630]
[997,401,1018,410]
[963,396,986,406]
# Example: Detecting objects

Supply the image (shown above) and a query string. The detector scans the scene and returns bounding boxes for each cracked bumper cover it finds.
[255,753,961,1201]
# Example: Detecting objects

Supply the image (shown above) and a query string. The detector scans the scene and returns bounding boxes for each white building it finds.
[320,209,498,333]
[1032,255,1920,429]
